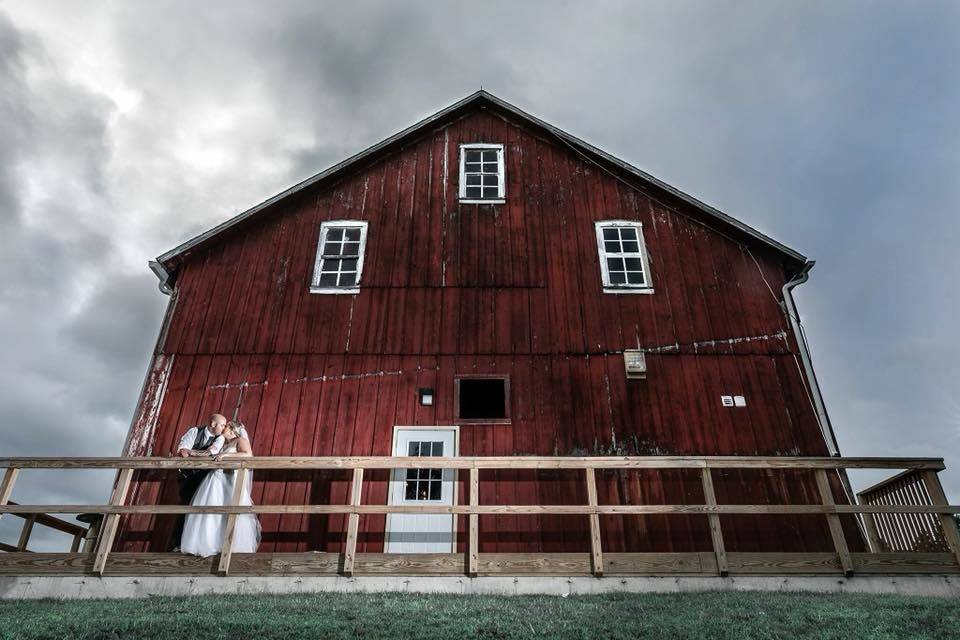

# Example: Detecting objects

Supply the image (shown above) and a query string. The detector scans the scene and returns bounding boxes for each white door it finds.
[385,427,457,553]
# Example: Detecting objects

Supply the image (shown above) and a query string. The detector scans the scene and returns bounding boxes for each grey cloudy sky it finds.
[1,1,958,550]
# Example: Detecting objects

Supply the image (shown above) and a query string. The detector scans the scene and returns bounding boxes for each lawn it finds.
[2,591,957,639]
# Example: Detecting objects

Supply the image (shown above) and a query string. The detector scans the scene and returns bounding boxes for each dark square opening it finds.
[456,377,509,421]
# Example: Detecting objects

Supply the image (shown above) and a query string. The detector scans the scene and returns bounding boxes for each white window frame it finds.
[595,220,654,294]
[310,220,369,295]
[458,143,505,204]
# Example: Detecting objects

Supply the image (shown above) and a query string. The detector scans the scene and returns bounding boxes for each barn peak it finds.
[150,90,807,292]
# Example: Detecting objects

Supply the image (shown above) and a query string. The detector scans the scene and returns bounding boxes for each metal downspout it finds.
[782,261,839,455]
[782,261,860,510]
[149,260,174,296]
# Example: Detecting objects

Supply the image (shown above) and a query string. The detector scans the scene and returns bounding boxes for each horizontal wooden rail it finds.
[3,502,86,537]
[1,455,957,578]
[0,474,89,553]
[3,503,960,516]
[0,456,946,471]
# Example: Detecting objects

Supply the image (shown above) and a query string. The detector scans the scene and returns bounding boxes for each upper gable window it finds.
[459,143,505,203]
[310,220,369,294]
[595,221,653,294]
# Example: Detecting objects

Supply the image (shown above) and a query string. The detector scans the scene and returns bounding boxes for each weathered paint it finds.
[124,354,174,457]
[118,104,861,555]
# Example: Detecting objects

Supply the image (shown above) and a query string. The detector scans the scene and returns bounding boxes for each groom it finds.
[167,413,227,551]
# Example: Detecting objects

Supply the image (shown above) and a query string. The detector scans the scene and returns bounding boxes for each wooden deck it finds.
[2,455,959,577]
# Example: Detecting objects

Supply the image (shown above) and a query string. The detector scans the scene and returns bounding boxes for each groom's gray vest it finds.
[192,427,219,451]
[177,427,219,484]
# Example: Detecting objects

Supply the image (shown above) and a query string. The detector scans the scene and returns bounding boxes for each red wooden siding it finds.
[120,107,860,554]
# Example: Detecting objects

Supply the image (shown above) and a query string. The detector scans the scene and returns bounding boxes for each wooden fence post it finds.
[855,491,884,553]
[92,468,134,575]
[81,518,103,553]
[468,467,479,576]
[584,468,603,576]
[342,468,364,576]
[17,516,35,552]
[218,467,250,575]
[700,468,728,576]
[920,470,960,567]
[814,469,853,576]
[0,468,18,524]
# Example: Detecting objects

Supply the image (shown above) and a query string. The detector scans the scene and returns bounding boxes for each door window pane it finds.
[404,440,444,501]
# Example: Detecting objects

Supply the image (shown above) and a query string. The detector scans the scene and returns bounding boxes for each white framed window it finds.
[310,220,369,294]
[403,440,445,501]
[595,220,653,294]
[459,143,505,203]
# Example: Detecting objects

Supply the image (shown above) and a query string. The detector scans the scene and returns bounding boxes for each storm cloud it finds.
[1,1,958,550]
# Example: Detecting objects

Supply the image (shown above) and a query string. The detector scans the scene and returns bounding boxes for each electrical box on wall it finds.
[624,350,647,379]
[721,395,747,407]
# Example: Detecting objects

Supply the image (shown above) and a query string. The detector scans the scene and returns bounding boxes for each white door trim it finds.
[385,426,460,553]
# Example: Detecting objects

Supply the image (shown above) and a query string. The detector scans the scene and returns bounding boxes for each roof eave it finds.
[476,92,807,265]
[155,90,491,271]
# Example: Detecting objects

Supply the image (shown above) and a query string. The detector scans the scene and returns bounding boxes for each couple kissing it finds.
[168,413,261,556]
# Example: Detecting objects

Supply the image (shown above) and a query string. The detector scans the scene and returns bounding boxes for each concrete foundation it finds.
[1,575,958,600]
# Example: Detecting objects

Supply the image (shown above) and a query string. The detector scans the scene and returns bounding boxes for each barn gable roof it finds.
[150,90,807,291]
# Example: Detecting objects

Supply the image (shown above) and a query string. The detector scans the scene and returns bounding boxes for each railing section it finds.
[1,456,959,577]
[859,469,960,564]
[0,468,90,553]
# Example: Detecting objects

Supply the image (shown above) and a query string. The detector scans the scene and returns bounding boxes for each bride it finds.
[180,420,261,557]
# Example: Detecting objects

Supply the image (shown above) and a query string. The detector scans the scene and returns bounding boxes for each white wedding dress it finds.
[180,443,261,557]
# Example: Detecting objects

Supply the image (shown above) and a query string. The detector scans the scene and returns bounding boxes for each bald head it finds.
[208,413,227,435]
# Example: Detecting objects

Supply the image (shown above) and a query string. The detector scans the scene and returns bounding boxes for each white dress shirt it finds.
[177,426,225,455]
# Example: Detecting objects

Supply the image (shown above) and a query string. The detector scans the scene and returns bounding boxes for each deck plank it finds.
[1,551,957,576]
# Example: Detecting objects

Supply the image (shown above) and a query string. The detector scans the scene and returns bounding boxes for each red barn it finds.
[118,91,861,557]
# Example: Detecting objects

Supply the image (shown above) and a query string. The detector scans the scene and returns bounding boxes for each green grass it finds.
[1,591,957,639]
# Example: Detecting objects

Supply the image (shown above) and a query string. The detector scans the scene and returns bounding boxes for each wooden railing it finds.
[1,456,959,578]
[0,502,90,553]
[858,469,954,553]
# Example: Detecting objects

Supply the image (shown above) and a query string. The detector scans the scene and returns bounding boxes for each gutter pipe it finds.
[783,261,862,510]
[782,261,839,455]
[149,260,174,296]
